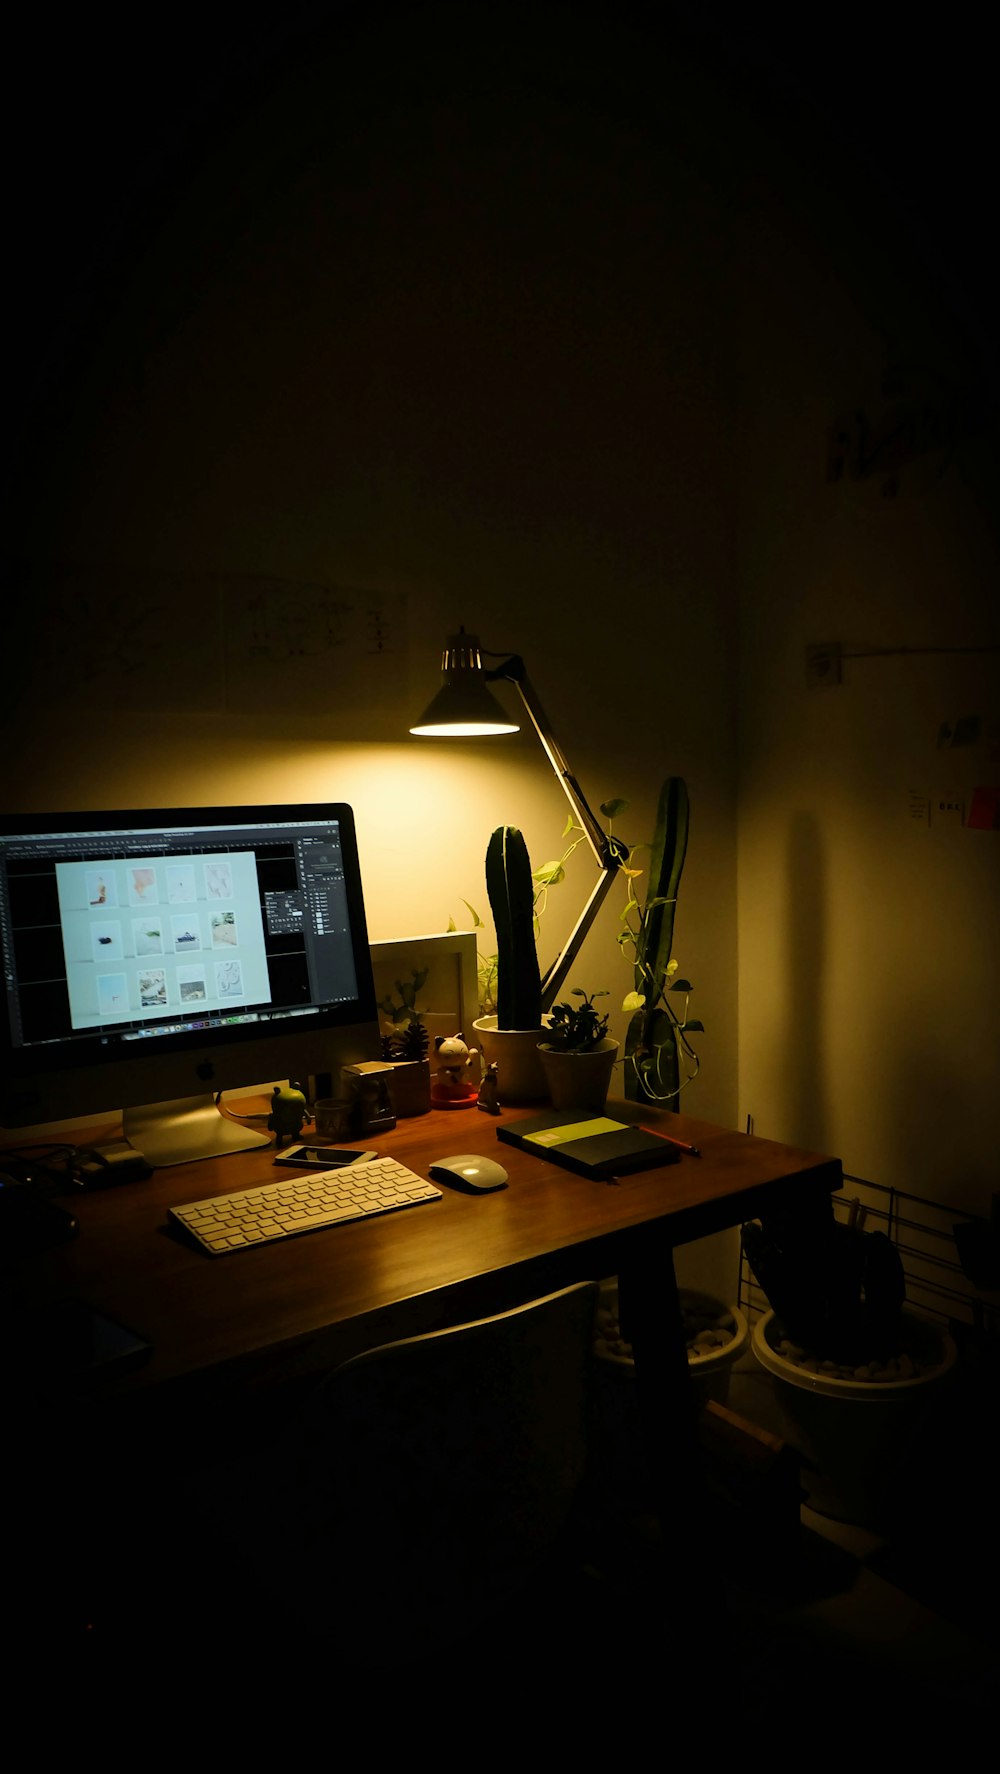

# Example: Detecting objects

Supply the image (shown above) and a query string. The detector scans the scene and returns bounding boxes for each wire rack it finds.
[737,1173,1000,1338]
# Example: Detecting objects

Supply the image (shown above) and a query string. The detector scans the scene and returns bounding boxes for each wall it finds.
[731,26,1000,1221]
[2,7,740,1297]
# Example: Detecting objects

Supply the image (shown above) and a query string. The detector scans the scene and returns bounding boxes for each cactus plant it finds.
[741,1208,906,1367]
[543,777,703,1104]
[485,825,542,1030]
[619,777,703,1105]
[449,821,583,1018]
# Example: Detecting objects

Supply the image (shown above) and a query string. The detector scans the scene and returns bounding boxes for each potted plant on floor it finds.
[536,989,619,1113]
[379,969,432,1116]
[742,1204,958,1527]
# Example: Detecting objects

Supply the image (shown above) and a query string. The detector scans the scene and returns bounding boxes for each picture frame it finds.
[369,929,481,1054]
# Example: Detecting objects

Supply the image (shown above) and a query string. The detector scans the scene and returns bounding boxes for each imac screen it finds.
[0,804,381,1165]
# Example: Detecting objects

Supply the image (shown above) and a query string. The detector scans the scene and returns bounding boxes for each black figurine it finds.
[477,1062,500,1115]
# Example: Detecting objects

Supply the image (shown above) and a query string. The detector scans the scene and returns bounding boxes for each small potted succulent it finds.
[536,988,619,1113]
[379,969,432,1116]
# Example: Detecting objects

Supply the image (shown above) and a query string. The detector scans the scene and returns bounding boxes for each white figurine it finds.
[432,1033,478,1103]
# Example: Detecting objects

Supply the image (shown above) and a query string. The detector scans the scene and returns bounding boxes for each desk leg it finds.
[617,1241,725,1631]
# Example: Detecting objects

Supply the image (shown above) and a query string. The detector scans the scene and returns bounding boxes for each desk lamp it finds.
[410,627,629,1010]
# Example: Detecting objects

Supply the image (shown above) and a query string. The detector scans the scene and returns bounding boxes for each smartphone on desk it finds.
[273,1145,378,1169]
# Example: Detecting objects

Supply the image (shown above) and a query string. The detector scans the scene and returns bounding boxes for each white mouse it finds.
[428,1153,509,1194]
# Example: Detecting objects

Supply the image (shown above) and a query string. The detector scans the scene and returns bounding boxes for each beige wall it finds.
[732,64,1000,1220]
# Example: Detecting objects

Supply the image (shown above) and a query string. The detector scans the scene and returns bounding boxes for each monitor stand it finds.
[122,1095,273,1168]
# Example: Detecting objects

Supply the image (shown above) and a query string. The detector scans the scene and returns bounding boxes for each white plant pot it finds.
[751,1307,958,1528]
[595,1281,750,1407]
[472,1015,549,1104]
[536,1038,619,1115]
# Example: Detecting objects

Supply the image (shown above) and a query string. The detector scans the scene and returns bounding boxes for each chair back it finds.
[295,1279,601,1628]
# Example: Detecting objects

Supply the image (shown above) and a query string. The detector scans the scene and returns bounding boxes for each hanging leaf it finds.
[533,860,566,886]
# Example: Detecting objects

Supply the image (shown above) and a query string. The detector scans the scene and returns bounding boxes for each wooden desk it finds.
[8,1098,839,1402]
[3,1098,840,1645]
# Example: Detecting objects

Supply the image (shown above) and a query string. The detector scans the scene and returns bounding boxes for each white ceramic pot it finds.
[595,1280,750,1407]
[536,1038,619,1115]
[472,1015,549,1104]
[751,1307,958,1527]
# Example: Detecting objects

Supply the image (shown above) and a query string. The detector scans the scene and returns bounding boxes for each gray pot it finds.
[751,1307,957,1527]
[536,1037,620,1114]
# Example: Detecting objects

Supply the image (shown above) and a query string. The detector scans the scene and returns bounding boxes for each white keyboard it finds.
[168,1155,443,1255]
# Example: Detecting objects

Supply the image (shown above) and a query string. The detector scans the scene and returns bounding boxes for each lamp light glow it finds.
[410,719,519,736]
[410,626,629,1009]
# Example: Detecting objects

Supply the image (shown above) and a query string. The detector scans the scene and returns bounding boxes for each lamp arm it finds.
[539,869,620,1013]
[484,652,628,1013]
[483,655,611,867]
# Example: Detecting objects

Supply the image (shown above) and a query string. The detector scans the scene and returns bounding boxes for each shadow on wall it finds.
[884,971,995,1215]
[783,810,831,1152]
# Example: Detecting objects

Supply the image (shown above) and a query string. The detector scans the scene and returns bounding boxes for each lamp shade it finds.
[409,628,519,736]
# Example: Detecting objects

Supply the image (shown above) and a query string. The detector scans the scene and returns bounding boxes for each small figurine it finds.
[267,1083,308,1146]
[477,1062,500,1115]
[431,1033,479,1105]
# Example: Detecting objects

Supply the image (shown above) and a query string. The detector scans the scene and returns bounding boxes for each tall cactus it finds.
[485,825,542,1030]
[624,776,691,1104]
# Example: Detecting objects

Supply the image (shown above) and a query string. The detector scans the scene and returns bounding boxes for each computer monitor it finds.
[0,803,382,1166]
